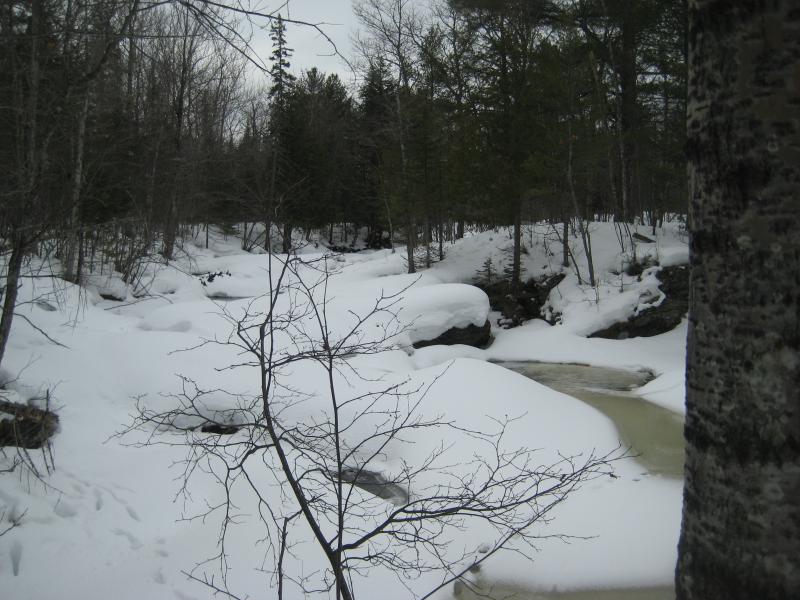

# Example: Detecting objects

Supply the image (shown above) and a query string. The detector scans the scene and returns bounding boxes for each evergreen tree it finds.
[268,16,296,107]
[452,0,553,288]
[356,59,397,244]
[267,15,297,252]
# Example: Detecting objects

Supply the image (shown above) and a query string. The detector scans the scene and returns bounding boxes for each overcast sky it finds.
[245,0,364,89]
[245,0,433,90]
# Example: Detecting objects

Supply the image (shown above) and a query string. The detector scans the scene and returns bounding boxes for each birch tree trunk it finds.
[677,1,800,598]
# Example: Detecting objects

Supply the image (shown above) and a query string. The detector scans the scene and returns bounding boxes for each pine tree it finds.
[268,16,296,108]
[267,15,297,253]
[357,58,398,249]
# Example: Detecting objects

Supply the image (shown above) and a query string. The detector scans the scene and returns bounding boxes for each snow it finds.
[399,283,490,346]
[658,243,690,268]
[0,221,689,599]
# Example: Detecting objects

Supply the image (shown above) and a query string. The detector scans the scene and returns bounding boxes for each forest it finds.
[0,0,686,299]
[2,1,797,600]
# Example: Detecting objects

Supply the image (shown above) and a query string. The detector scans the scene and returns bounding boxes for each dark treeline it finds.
[0,0,686,361]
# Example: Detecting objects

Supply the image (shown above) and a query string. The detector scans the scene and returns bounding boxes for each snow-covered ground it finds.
[0,221,688,599]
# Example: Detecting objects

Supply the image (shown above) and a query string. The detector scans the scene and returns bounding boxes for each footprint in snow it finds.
[94,489,104,511]
[10,540,22,576]
[111,482,136,494]
[112,528,143,550]
[101,486,140,520]
[54,499,78,519]
[104,485,135,507]
[63,470,92,489]
[103,486,124,503]
[153,569,166,584]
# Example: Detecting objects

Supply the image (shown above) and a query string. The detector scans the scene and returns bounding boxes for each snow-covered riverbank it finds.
[1,222,688,599]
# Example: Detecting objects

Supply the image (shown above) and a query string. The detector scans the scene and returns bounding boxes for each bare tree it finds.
[123,252,621,599]
[0,0,140,370]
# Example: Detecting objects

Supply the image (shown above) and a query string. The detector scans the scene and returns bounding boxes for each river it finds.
[448,360,684,600]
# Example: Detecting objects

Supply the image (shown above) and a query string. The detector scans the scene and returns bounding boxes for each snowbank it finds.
[399,283,490,346]
[1,222,688,599]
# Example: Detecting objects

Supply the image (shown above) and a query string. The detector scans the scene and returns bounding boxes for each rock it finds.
[589,265,689,339]
[476,273,566,328]
[633,232,656,243]
[35,300,58,312]
[0,400,59,449]
[403,284,490,347]
[327,244,361,253]
[412,319,491,349]
[198,270,232,286]
[333,467,409,505]
[624,255,659,277]
[365,228,392,249]
[200,422,240,435]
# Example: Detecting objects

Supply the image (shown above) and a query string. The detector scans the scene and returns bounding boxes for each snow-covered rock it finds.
[398,283,490,347]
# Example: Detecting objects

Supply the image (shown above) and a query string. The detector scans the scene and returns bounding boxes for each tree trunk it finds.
[423,210,431,268]
[677,2,800,599]
[438,214,444,261]
[406,213,416,274]
[282,222,292,254]
[64,92,90,283]
[619,7,637,224]
[264,214,272,253]
[511,198,522,290]
[567,119,596,287]
[0,237,25,370]
[24,0,41,194]
[268,137,278,253]
[382,193,395,253]
[394,85,413,272]
[161,193,178,261]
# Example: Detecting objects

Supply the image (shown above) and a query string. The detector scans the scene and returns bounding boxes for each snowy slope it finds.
[1,222,688,599]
